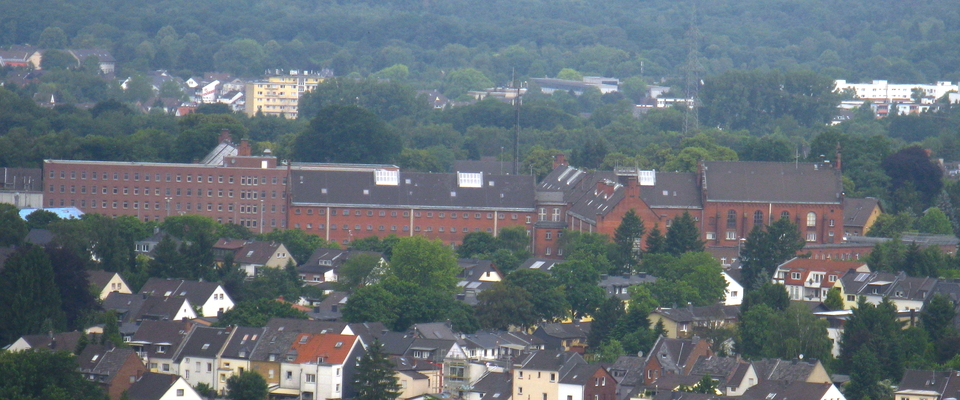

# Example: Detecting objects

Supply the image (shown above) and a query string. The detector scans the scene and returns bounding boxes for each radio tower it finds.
[682,11,704,135]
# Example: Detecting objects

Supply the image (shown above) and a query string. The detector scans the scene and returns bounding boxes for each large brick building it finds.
[531,156,845,257]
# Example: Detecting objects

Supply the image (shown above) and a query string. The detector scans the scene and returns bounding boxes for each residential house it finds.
[739,380,845,400]
[67,49,116,74]
[559,364,617,400]
[534,322,590,352]
[244,70,329,118]
[462,331,546,362]
[648,305,740,339]
[23,228,54,246]
[299,249,385,287]
[4,331,84,352]
[248,318,355,392]
[750,358,831,384]
[598,273,657,301]
[688,356,757,396]
[519,258,563,273]
[88,270,133,300]
[77,344,148,400]
[895,369,960,400]
[139,278,234,317]
[640,336,713,385]
[307,291,349,321]
[173,326,232,391]
[463,371,512,400]
[126,372,204,400]
[217,326,268,392]
[607,356,646,400]
[513,350,586,400]
[128,320,192,374]
[839,270,938,311]
[232,240,297,276]
[102,293,197,323]
[721,271,744,306]
[842,198,881,238]
[395,356,444,398]
[281,333,364,400]
[458,258,503,300]
[773,258,870,302]
[135,231,182,257]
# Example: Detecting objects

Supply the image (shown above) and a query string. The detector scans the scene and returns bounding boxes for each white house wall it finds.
[558,383,582,400]
[158,377,204,400]
[201,286,235,317]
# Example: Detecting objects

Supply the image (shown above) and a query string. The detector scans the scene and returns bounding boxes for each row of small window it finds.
[52,198,282,213]
[49,170,285,185]
[787,271,838,282]
[52,185,285,200]
[542,247,562,256]
[708,230,832,242]
[725,210,832,228]
[537,207,563,221]
[295,208,518,220]
[294,222,496,234]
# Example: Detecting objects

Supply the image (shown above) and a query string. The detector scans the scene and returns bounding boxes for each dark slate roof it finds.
[234,241,283,265]
[652,304,740,325]
[689,356,747,386]
[458,259,500,281]
[249,318,349,362]
[173,326,231,362]
[751,359,818,382]
[841,270,938,301]
[347,322,389,346]
[470,372,513,400]
[564,171,624,222]
[24,229,54,245]
[843,197,880,228]
[404,338,458,363]
[537,322,590,339]
[898,369,960,397]
[560,363,602,384]
[308,291,348,320]
[136,295,192,321]
[702,161,842,204]
[77,345,142,384]
[516,350,585,372]
[139,278,220,306]
[638,172,701,209]
[87,270,119,292]
[130,320,190,358]
[290,169,536,211]
[1,167,42,191]
[221,326,267,359]
[18,331,83,352]
[740,380,834,400]
[599,273,657,300]
[650,392,724,400]
[609,355,646,387]
[126,372,180,400]
[519,258,562,272]
[68,49,115,63]
[378,331,416,356]
[103,293,147,323]
[409,322,459,341]
[647,336,707,375]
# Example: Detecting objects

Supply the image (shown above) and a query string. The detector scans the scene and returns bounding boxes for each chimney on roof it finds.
[239,139,252,157]
[553,154,567,170]
[219,129,232,144]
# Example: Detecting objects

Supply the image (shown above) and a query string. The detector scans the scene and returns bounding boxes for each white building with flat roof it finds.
[835,79,958,102]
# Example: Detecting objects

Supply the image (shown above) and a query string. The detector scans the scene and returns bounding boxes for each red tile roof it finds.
[290,333,357,364]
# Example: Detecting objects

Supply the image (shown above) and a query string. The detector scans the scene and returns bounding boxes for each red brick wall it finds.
[584,367,617,400]
[701,202,844,246]
[106,353,147,400]
[288,205,535,246]
[44,160,289,232]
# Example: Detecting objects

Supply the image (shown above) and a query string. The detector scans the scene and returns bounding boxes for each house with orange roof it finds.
[772,258,870,302]
[278,332,364,400]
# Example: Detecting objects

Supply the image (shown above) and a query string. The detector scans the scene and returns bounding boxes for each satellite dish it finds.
[799,354,804,360]
[637,351,644,358]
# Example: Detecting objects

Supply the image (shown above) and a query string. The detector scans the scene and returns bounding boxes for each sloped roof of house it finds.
[702,161,842,204]
[409,322,459,341]
[290,333,357,364]
[516,350,585,372]
[234,241,286,265]
[537,322,590,339]
[519,258,562,272]
[609,355,646,387]
[470,372,513,400]
[560,363,604,385]
[458,258,501,281]
[68,49,115,63]
[751,359,818,382]
[452,159,517,175]
[647,336,709,375]
[843,197,880,228]
[289,169,535,211]
[740,380,834,400]
[16,331,84,352]
[174,326,231,362]
[87,270,122,292]
[130,320,190,359]
[214,238,248,250]
[652,304,740,325]
[841,270,938,301]
[249,318,350,362]
[221,326,267,360]
[77,345,142,384]
[140,278,221,306]
[897,369,960,397]
[126,372,181,400]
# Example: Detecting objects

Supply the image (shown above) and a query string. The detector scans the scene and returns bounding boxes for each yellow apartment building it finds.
[244,71,325,118]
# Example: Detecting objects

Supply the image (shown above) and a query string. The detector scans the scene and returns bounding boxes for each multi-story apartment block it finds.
[835,79,958,102]
[244,70,327,118]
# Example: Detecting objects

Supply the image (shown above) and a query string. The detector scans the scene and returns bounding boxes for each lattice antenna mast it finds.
[682,9,704,135]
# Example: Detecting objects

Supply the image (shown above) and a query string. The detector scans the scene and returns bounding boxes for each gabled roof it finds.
[289,169,536,211]
[689,356,748,387]
[647,336,709,375]
[652,304,740,325]
[16,331,83,352]
[519,258,562,272]
[87,270,122,292]
[897,369,960,397]
[843,197,881,228]
[841,270,938,301]
[409,321,459,341]
[68,49,115,63]
[375,332,416,356]
[234,241,287,265]
[24,229,54,245]
[702,161,842,204]
[249,318,350,362]
[638,172,701,209]
[129,320,190,358]
[139,278,222,306]
[740,380,835,400]
[289,333,357,364]
[458,258,501,282]
[221,326,267,359]
[126,372,181,400]
[537,322,590,339]
[560,363,604,385]
[77,345,142,384]
[102,292,147,322]
[470,372,513,400]
[777,258,868,289]
[516,350,585,372]
[214,238,248,250]
[609,355,646,387]
[750,359,818,382]
[174,326,231,362]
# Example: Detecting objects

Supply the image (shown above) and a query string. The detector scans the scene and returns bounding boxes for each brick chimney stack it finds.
[238,139,252,156]
[218,129,232,144]
[553,153,568,170]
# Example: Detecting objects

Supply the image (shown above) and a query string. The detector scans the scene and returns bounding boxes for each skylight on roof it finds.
[202,343,210,350]
[335,341,343,348]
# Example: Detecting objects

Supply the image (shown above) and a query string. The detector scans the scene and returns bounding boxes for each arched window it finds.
[806,212,817,227]
[780,211,790,221]
[727,210,737,228]
[754,211,764,226]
